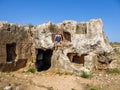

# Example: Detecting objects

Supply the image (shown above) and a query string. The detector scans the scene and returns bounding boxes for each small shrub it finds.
[113,42,120,45]
[64,72,73,75]
[56,72,73,76]
[81,71,93,78]
[56,72,63,76]
[64,72,69,75]
[30,57,35,63]
[90,87,99,90]
[47,87,54,90]
[71,88,76,90]
[106,68,120,74]
[85,84,99,90]
[27,68,36,73]
[28,24,34,28]
[114,49,120,55]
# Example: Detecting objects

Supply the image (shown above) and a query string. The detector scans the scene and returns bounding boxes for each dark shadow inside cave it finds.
[36,49,53,72]
[6,43,16,62]
[67,53,88,66]
[73,55,84,64]
[63,31,71,41]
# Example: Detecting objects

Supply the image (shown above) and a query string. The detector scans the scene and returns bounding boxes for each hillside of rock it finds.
[0,19,116,74]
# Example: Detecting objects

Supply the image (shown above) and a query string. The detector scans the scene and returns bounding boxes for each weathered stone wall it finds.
[30,19,115,74]
[0,19,115,73]
[0,22,32,71]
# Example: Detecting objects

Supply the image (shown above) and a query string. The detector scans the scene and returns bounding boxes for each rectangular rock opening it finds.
[73,55,84,64]
[67,53,87,65]
[35,49,53,72]
[6,43,16,62]
[63,31,71,41]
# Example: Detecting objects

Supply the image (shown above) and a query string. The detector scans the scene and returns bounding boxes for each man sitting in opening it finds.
[54,31,63,51]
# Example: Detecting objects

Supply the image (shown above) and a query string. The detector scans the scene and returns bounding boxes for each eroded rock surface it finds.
[0,19,115,74]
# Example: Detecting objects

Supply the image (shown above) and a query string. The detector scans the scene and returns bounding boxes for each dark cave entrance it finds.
[6,43,16,62]
[72,55,84,64]
[67,53,87,66]
[63,31,71,41]
[36,49,53,72]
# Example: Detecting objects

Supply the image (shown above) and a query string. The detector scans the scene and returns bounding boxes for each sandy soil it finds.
[1,69,120,90]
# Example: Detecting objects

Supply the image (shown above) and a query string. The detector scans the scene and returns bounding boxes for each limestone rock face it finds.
[0,22,32,71]
[0,19,115,73]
